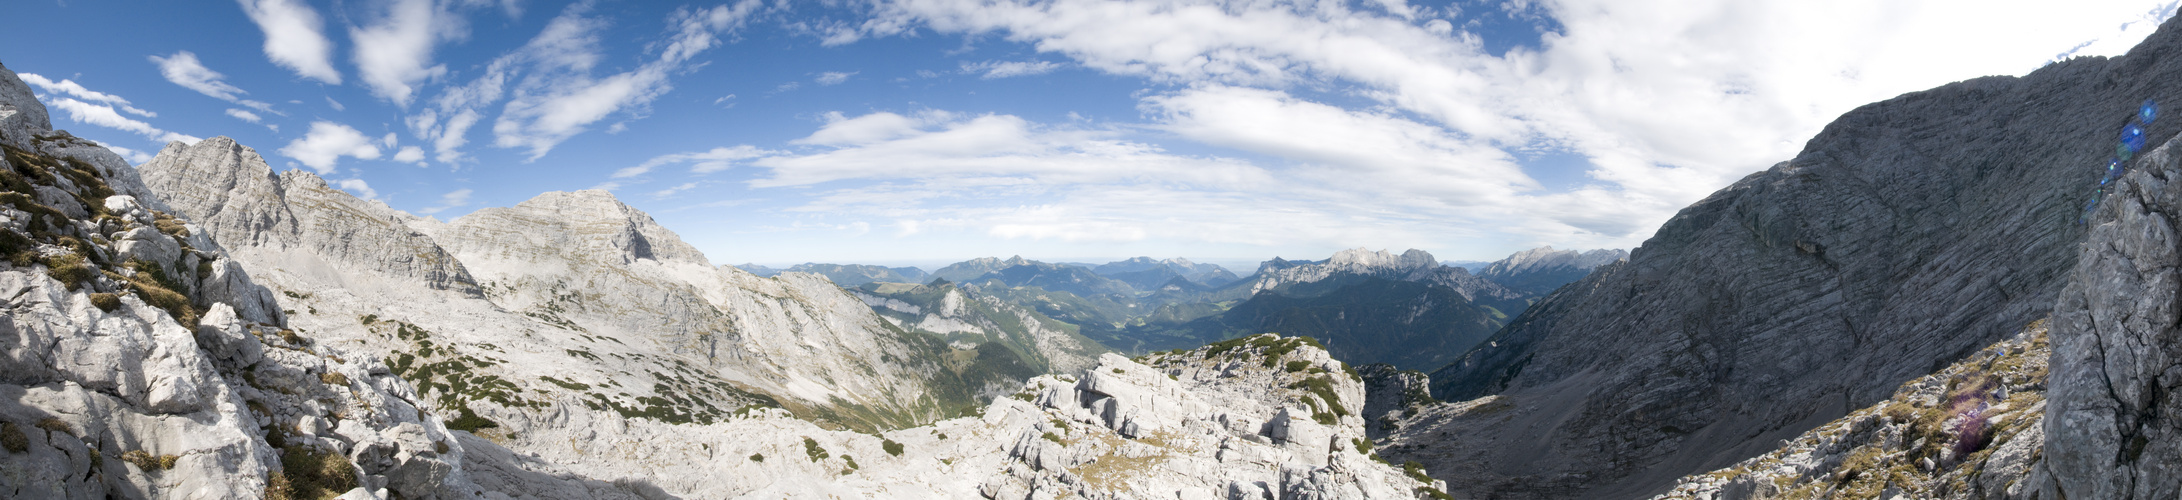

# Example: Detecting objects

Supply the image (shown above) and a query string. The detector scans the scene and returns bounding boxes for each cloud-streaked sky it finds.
[4,0,2176,269]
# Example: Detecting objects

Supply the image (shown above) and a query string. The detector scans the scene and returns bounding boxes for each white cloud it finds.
[225,108,263,123]
[335,178,379,200]
[651,182,699,198]
[103,145,155,165]
[794,111,926,146]
[489,1,764,159]
[416,188,472,214]
[393,146,427,164]
[614,145,775,178]
[149,51,249,101]
[237,0,341,84]
[816,71,857,85]
[960,60,1060,79]
[45,97,198,144]
[856,0,2182,249]
[350,0,463,105]
[18,73,156,117]
[325,96,346,111]
[279,121,382,174]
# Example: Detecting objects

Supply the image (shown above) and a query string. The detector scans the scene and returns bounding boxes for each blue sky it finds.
[4,0,2177,270]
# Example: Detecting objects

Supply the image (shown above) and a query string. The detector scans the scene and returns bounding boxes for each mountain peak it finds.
[0,60,51,150]
[1325,247,1438,271]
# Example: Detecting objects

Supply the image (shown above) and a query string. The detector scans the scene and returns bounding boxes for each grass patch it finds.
[804,437,830,462]
[278,444,357,500]
[749,453,764,462]
[0,421,25,452]
[883,439,904,456]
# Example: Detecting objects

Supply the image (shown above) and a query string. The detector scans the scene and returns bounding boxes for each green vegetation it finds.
[748,453,764,462]
[121,450,178,471]
[803,437,830,462]
[1042,432,1064,444]
[88,292,119,312]
[276,444,357,500]
[883,439,904,456]
[539,376,592,391]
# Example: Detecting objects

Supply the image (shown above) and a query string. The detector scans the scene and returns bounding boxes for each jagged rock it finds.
[1399,15,2182,498]
[139,138,482,296]
[0,62,482,499]
[2046,108,2182,498]
[0,61,49,152]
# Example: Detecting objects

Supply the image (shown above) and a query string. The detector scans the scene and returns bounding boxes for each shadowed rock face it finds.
[2047,113,2182,498]
[1394,15,2182,500]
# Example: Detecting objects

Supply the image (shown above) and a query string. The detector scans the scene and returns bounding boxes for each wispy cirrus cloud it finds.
[960,60,1060,79]
[408,1,765,164]
[149,51,276,112]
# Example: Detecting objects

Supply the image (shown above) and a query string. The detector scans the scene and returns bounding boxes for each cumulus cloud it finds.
[279,121,382,174]
[350,0,464,105]
[849,0,2182,250]
[960,60,1060,79]
[416,188,472,214]
[149,52,277,112]
[334,178,379,200]
[393,146,428,164]
[237,0,341,84]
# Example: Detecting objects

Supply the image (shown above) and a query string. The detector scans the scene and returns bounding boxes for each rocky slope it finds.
[747,263,928,286]
[453,334,1439,498]
[1398,18,2182,500]
[1476,246,1627,295]
[853,280,1107,390]
[0,60,485,499]
[1651,320,2052,500]
[140,135,1008,438]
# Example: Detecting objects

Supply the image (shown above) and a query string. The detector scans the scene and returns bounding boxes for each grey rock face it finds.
[1401,18,2182,500]
[138,138,482,296]
[2046,123,2182,498]
[0,61,50,152]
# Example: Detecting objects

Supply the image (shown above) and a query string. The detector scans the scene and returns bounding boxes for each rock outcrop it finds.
[1401,16,2182,500]
[0,60,480,499]
[2045,110,2182,498]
